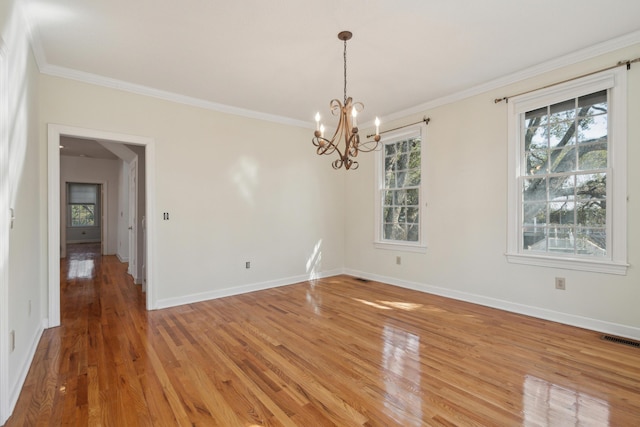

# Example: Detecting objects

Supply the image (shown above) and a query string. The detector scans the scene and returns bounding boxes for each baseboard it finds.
[8,320,45,418]
[155,268,344,309]
[344,269,640,341]
[116,253,128,263]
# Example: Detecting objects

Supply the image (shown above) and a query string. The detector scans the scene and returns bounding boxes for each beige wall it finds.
[39,75,346,306]
[345,44,640,338]
[1,0,46,421]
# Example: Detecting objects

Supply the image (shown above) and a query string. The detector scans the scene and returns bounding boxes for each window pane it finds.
[406,207,419,223]
[406,189,419,205]
[525,126,547,151]
[548,227,575,254]
[523,202,546,225]
[380,133,422,243]
[71,204,95,226]
[578,115,607,144]
[576,173,606,200]
[523,178,547,202]
[550,147,576,173]
[549,175,574,201]
[523,226,546,251]
[578,142,607,170]
[526,149,548,175]
[549,201,575,225]
[576,201,606,226]
[385,171,396,187]
[576,228,606,256]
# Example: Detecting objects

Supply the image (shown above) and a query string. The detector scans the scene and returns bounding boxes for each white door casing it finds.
[128,157,138,282]
[48,124,156,327]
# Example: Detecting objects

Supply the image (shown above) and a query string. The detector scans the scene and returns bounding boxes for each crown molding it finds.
[39,64,312,129]
[382,29,640,124]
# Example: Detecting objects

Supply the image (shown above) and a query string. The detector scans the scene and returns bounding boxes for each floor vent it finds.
[355,277,370,283]
[601,335,640,348]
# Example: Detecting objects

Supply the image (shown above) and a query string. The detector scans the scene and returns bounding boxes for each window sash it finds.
[374,125,427,252]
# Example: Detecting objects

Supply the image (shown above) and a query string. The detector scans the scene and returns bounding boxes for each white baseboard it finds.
[8,320,45,417]
[344,269,640,341]
[116,253,128,263]
[155,268,343,309]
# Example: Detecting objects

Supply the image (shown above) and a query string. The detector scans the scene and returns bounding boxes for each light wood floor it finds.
[4,244,640,426]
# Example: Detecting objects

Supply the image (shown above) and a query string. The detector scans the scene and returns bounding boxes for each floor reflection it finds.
[382,324,423,426]
[67,259,95,279]
[524,375,609,426]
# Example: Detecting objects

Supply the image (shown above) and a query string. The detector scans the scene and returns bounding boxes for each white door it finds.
[128,157,138,282]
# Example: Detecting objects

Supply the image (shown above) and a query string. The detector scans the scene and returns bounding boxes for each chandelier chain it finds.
[343,38,348,105]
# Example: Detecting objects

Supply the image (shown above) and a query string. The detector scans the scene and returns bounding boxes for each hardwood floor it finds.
[4,244,640,426]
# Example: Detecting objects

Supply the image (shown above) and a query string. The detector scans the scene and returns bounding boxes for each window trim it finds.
[506,68,628,275]
[374,123,428,253]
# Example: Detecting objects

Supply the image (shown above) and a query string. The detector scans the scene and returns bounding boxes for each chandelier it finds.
[313,31,380,170]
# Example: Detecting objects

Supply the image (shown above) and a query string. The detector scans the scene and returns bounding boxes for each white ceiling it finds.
[23,0,640,128]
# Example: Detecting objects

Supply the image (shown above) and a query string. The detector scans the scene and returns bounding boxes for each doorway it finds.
[47,124,156,327]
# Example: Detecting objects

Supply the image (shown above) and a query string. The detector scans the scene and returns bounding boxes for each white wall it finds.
[39,76,346,307]
[60,156,121,254]
[117,160,130,261]
[345,44,640,339]
[0,0,46,423]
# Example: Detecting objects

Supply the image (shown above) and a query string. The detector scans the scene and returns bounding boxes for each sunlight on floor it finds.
[353,298,392,310]
[523,375,609,426]
[382,325,423,425]
[352,298,422,311]
[379,300,422,311]
[67,259,94,279]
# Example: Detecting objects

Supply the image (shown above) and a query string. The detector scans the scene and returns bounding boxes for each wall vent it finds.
[601,335,640,348]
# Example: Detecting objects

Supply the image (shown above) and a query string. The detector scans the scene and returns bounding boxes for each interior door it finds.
[128,157,138,282]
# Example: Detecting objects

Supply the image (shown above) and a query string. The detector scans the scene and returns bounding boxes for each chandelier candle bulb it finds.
[315,112,321,131]
[375,117,380,135]
[352,108,358,128]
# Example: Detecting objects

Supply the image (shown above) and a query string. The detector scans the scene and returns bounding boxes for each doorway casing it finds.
[47,124,156,327]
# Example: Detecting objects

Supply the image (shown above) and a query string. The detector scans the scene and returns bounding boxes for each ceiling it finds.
[59,136,119,160]
[23,0,640,129]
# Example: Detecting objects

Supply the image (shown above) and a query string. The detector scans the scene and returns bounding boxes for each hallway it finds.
[5,244,148,425]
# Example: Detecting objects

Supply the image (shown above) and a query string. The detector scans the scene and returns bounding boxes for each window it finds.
[375,125,427,252]
[506,69,627,274]
[67,183,99,227]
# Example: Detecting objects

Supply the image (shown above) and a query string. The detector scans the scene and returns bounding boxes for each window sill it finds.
[374,241,427,253]
[505,252,628,275]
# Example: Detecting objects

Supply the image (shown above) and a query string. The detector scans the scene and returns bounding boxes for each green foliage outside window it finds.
[70,204,95,227]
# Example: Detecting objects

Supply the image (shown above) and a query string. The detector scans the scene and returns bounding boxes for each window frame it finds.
[67,183,100,228]
[506,68,628,275]
[374,123,428,253]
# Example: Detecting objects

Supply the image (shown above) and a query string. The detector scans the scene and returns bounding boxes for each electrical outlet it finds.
[245,261,250,269]
[555,277,566,290]
[396,256,401,265]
